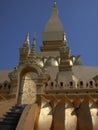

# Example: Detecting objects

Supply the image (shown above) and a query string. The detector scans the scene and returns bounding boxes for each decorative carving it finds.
[19,72,38,104]
[8,68,18,81]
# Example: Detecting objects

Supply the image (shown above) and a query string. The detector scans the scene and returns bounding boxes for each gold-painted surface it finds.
[77,99,93,130]
[38,98,52,130]
[89,100,98,130]
[90,108,98,130]
[65,105,77,130]
[52,98,65,130]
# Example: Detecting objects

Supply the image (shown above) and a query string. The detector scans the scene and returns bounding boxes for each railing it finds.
[45,80,98,90]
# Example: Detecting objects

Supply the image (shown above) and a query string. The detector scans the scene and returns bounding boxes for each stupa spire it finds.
[19,33,30,65]
[24,33,30,46]
[31,35,36,54]
[29,34,37,59]
[41,0,65,52]
[53,0,56,7]
[32,34,36,46]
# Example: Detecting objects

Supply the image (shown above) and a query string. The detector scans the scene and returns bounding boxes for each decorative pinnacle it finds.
[31,34,36,54]
[23,33,30,47]
[53,0,56,7]
[63,32,66,41]
[29,35,37,59]
[25,33,29,43]
[32,34,36,46]
[24,33,30,46]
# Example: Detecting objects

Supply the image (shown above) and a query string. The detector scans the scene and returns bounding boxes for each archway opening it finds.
[18,68,38,104]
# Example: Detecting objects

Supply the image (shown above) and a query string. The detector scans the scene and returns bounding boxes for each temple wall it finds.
[77,99,93,130]
[90,108,98,130]
[65,104,77,130]
[38,97,52,130]
[36,96,98,130]
[20,79,36,104]
[52,99,65,130]
[90,102,98,130]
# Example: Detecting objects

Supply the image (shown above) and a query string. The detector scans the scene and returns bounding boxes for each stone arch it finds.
[92,75,98,87]
[3,80,9,89]
[17,65,42,104]
[48,80,56,89]
[87,79,95,88]
[19,65,42,77]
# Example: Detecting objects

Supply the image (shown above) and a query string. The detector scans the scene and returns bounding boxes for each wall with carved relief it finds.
[19,72,38,104]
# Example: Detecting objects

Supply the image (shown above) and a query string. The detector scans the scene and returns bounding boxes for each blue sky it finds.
[0,0,98,70]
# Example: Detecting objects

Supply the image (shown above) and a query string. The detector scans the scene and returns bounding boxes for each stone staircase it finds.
[0,104,26,130]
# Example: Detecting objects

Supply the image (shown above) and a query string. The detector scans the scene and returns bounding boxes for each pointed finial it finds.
[25,33,29,42]
[24,33,30,46]
[31,34,37,54]
[33,34,36,46]
[63,32,66,41]
[29,34,37,59]
[53,0,56,7]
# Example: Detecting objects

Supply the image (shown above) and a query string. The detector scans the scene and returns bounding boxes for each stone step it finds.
[0,121,17,125]
[2,118,19,122]
[0,125,15,130]
[3,116,19,120]
[6,111,21,115]
[0,104,26,130]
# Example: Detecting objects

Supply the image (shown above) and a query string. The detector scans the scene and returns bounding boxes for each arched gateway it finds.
[19,71,38,104]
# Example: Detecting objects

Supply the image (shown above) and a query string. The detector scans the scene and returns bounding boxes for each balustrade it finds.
[45,80,97,90]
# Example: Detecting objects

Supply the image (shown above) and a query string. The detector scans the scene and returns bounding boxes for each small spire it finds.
[24,33,30,46]
[25,33,29,42]
[63,32,66,41]
[53,0,56,7]
[32,34,36,46]
[29,34,37,58]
